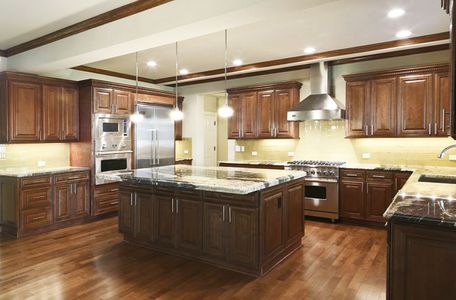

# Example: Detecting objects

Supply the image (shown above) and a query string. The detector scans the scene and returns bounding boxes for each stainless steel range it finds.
[286,160,345,221]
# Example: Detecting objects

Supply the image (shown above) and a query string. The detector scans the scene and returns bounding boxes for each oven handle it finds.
[96,150,133,156]
[305,197,328,201]
[305,178,338,183]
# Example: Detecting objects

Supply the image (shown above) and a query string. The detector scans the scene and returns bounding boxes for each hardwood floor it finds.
[0,217,386,299]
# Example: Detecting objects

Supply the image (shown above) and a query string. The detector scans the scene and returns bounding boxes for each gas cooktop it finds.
[287,160,346,167]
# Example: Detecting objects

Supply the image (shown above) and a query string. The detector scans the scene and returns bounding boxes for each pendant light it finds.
[218,29,234,118]
[130,52,144,123]
[170,41,184,121]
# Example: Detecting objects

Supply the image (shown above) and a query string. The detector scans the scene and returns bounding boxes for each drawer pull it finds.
[110,202,118,205]
[372,175,385,178]
[110,189,119,192]
[67,176,82,180]
[345,173,358,177]
[31,216,44,221]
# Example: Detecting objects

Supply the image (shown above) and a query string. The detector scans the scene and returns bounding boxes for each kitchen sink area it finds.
[418,175,456,184]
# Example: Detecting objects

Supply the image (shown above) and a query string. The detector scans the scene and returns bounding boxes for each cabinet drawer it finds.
[20,176,52,188]
[21,207,52,230]
[341,169,365,179]
[95,194,118,215]
[176,189,202,200]
[95,183,120,196]
[55,171,89,183]
[21,187,52,209]
[204,191,258,207]
[366,170,393,180]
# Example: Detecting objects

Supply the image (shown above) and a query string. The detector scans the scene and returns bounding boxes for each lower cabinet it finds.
[340,169,410,225]
[94,183,120,216]
[55,179,90,222]
[175,198,203,253]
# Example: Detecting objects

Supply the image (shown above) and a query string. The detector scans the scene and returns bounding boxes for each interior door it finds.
[203,113,217,167]
[154,106,175,166]
[135,104,156,169]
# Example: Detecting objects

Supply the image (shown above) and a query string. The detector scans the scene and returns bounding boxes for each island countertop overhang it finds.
[112,165,306,194]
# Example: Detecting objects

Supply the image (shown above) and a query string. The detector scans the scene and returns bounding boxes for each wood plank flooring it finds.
[0,218,387,299]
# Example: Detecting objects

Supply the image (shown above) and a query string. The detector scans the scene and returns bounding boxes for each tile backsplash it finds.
[235,121,456,167]
[0,143,70,168]
[175,138,193,160]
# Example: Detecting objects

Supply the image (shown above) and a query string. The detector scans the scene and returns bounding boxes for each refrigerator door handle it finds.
[150,129,156,166]
[156,130,160,165]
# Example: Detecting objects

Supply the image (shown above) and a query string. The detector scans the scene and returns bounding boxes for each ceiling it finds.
[84,0,450,82]
[0,0,135,49]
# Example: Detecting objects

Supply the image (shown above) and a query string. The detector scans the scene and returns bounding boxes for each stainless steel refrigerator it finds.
[135,103,175,169]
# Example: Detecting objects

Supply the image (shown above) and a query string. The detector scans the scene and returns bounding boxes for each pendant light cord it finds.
[175,41,179,108]
[224,29,228,105]
[135,52,139,100]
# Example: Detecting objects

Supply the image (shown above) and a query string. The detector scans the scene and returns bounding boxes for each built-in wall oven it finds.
[95,151,132,175]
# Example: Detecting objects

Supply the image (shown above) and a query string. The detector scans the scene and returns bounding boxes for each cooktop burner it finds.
[287,160,346,167]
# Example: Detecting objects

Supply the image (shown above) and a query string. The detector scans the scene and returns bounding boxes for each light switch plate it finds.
[235,145,241,152]
[0,144,5,159]
[37,160,46,167]
[449,155,456,161]
[362,153,371,159]
[288,152,295,157]
[240,146,245,152]
[252,151,258,156]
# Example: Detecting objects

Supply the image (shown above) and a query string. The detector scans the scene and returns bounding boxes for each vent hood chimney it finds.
[287,62,345,121]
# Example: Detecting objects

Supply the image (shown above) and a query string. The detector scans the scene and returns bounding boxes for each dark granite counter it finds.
[384,167,456,227]
[105,165,306,194]
[0,166,90,178]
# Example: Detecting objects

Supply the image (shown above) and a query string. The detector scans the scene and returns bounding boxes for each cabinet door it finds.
[73,181,90,218]
[228,95,242,138]
[119,191,135,235]
[94,87,113,113]
[157,196,175,248]
[365,180,393,223]
[340,179,365,220]
[9,81,42,142]
[370,78,397,136]
[202,202,226,261]
[394,171,412,195]
[285,183,304,245]
[175,198,202,253]
[42,85,61,141]
[434,72,450,136]
[135,192,156,242]
[55,184,72,222]
[346,81,370,138]
[241,92,258,138]
[227,206,258,269]
[397,74,433,136]
[114,90,131,114]
[262,189,284,261]
[257,90,275,138]
[61,86,79,141]
[274,89,298,138]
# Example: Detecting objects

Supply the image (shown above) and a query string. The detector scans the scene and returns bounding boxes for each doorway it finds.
[204,112,217,166]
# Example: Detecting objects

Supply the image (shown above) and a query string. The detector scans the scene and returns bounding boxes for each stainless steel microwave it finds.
[95,115,130,138]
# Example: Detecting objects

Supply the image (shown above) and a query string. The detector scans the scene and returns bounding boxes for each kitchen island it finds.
[116,165,306,276]
[384,167,456,300]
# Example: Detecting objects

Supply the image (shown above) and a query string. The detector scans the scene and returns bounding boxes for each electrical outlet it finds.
[37,160,46,167]
[362,153,371,159]
[235,145,241,152]
[240,146,245,152]
[288,152,295,157]
[184,150,189,154]
[449,155,456,161]
[251,151,258,156]
[0,144,6,159]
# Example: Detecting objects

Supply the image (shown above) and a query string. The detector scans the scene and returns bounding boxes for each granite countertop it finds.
[341,163,416,172]
[218,160,288,166]
[0,166,90,178]
[384,167,456,227]
[106,165,306,194]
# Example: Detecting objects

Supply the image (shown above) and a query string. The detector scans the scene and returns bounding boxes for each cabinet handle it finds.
[428,123,432,136]
[222,205,226,222]
[361,182,364,193]
[67,176,80,180]
[228,206,232,223]
[372,175,385,179]
[442,109,446,131]
[110,189,119,192]
[370,125,373,136]
[171,198,174,213]
[73,183,76,194]
[365,125,368,136]
[345,173,358,177]
[31,216,44,221]
[110,202,118,205]
[435,123,438,135]
[134,193,137,206]
[270,127,274,137]
[176,199,179,213]
[394,178,398,191]
[130,193,133,206]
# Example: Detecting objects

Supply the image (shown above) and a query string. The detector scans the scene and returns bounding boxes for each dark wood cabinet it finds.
[202,202,226,260]
[94,87,132,115]
[54,174,90,223]
[228,94,242,139]
[175,198,203,253]
[344,64,449,138]
[94,183,119,216]
[341,169,400,225]
[227,82,302,140]
[55,184,71,222]
[8,81,42,142]
[42,85,61,141]
[157,195,175,248]
[61,86,79,141]
[113,89,132,114]
[134,192,156,242]
[285,182,304,244]
[94,87,113,113]
[262,188,284,261]
[388,221,456,300]
[119,191,135,235]
[398,74,433,137]
[394,171,412,194]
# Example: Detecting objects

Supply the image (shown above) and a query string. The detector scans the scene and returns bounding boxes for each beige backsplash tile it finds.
[0,143,70,169]
[176,138,193,160]
[234,121,456,167]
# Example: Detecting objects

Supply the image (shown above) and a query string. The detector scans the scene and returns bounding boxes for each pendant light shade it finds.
[218,29,234,119]
[130,52,144,123]
[170,41,184,121]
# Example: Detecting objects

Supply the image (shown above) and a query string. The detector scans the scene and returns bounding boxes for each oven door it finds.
[95,151,132,174]
[304,179,338,214]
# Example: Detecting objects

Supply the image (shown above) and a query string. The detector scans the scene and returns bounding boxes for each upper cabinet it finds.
[0,73,79,143]
[344,64,449,138]
[93,87,132,115]
[227,81,302,139]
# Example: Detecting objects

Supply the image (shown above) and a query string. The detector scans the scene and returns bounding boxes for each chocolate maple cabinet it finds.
[227,81,302,139]
[340,169,410,225]
[344,64,449,138]
[0,72,79,143]
[0,170,90,237]
[94,87,133,115]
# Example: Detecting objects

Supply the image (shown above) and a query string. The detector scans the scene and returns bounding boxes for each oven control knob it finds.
[329,170,335,175]
[322,170,328,175]
[102,144,107,149]
[310,170,316,175]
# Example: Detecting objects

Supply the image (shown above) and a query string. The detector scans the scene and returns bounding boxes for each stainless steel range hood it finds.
[287,62,345,121]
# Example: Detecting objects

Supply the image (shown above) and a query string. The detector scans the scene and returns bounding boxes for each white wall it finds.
[182,94,205,166]
[0,57,7,72]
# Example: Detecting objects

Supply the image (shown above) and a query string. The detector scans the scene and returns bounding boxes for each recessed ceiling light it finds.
[232,59,243,66]
[304,47,316,54]
[388,8,405,18]
[146,60,157,67]
[179,69,189,75]
[396,30,412,39]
